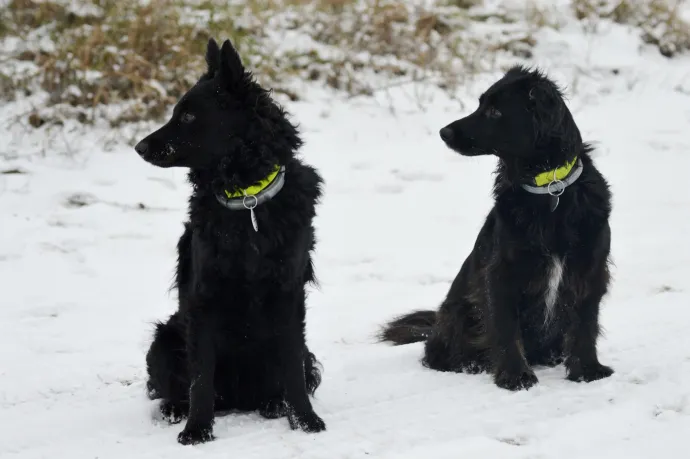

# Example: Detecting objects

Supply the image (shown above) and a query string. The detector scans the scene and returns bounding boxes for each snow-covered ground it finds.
[2,14,690,459]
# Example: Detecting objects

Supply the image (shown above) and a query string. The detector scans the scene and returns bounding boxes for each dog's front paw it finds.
[177,425,214,445]
[287,410,326,433]
[259,398,286,419]
[494,367,538,391]
[567,363,614,383]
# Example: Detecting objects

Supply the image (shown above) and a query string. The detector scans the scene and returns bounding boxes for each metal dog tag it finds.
[249,207,258,232]
[549,195,559,212]
[243,194,259,232]
[547,176,564,212]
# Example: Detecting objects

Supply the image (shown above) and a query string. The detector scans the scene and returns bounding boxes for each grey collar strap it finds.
[215,166,286,211]
[520,159,584,195]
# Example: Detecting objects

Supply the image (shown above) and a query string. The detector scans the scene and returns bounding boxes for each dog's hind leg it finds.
[422,297,489,374]
[422,329,452,371]
[146,314,190,424]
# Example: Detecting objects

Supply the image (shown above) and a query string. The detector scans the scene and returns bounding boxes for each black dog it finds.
[136,38,326,445]
[380,66,614,391]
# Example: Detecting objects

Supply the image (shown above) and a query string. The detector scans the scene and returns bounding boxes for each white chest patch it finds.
[544,256,564,325]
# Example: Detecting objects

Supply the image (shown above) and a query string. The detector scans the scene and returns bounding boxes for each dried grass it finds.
[573,0,690,57]
[1,0,688,129]
[2,0,509,126]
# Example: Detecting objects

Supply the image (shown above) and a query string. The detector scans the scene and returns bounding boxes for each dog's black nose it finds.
[134,141,148,156]
[439,127,453,142]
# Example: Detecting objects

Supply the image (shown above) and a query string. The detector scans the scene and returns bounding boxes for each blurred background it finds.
[1,0,687,136]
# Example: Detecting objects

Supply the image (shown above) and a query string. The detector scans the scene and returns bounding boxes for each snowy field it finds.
[2,14,690,459]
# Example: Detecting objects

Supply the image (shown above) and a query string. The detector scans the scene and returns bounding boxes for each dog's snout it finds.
[134,140,148,157]
[439,127,454,142]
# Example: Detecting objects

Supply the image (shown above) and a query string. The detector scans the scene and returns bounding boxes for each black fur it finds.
[380,66,614,391]
[137,38,326,445]
[380,310,436,345]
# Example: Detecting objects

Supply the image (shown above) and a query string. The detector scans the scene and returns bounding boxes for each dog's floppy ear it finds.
[204,38,221,78]
[529,81,566,141]
[218,39,246,89]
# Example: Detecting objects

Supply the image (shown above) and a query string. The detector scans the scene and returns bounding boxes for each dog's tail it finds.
[378,310,437,345]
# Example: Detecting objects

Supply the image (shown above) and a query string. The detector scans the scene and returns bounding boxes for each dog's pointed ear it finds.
[205,38,221,77]
[218,39,245,88]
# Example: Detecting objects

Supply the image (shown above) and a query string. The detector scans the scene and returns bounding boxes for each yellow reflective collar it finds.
[532,156,578,187]
[223,165,281,199]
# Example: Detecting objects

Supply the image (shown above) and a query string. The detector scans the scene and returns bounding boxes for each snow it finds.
[2,12,690,459]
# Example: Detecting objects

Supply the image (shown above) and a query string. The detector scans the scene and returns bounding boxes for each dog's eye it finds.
[486,107,502,119]
[180,112,195,124]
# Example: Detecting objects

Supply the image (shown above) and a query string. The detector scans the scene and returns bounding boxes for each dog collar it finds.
[520,157,583,211]
[215,165,286,231]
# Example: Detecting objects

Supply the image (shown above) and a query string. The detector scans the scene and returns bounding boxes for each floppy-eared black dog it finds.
[380,66,614,391]
[136,38,325,444]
